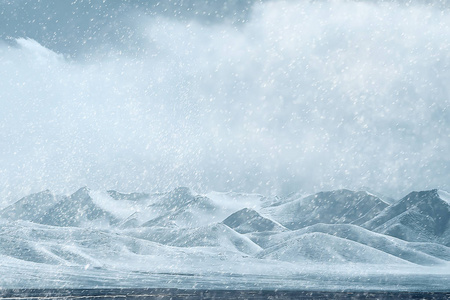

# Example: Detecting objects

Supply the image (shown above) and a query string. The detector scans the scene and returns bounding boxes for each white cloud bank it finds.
[1,0,449,203]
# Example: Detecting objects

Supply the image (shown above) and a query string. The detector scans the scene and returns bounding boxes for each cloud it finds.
[1,0,450,203]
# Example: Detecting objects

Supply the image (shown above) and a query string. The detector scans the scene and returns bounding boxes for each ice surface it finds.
[0,188,449,290]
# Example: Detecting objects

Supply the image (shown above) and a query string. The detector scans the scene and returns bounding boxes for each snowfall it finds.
[1,0,450,292]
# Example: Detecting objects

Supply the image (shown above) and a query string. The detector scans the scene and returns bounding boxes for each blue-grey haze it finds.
[0,0,449,204]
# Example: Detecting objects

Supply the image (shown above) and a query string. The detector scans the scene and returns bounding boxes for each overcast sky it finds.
[1,0,449,203]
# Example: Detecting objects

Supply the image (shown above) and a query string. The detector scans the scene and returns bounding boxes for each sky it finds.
[1,0,450,203]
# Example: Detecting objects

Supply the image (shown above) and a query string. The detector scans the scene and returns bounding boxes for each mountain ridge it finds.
[0,187,449,270]
[363,189,450,245]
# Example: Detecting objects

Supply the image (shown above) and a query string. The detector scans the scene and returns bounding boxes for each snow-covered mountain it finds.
[249,223,450,265]
[0,187,449,289]
[0,190,60,222]
[363,189,450,246]
[222,208,287,234]
[257,232,411,265]
[140,189,219,228]
[38,187,120,227]
[262,189,389,230]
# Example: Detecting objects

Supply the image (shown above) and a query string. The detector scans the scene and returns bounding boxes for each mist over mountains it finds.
[1,0,450,203]
[0,187,449,289]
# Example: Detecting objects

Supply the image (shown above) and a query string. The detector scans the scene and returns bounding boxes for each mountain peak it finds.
[403,189,439,200]
[223,208,287,234]
[363,189,450,244]
[72,186,91,197]
[396,189,450,210]
[169,187,192,197]
[264,189,388,230]
[0,189,58,221]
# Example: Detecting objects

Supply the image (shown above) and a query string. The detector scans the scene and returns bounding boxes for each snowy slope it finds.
[117,188,267,229]
[363,190,450,245]
[107,190,150,201]
[249,223,449,265]
[0,190,60,222]
[141,195,218,228]
[123,223,261,255]
[438,190,450,205]
[263,189,388,230]
[0,220,212,268]
[37,187,119,227]
[222,208,287,234]
[258,232,410,264]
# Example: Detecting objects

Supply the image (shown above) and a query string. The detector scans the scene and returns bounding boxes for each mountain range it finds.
[0,187,449,289]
